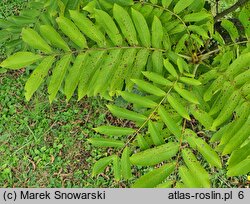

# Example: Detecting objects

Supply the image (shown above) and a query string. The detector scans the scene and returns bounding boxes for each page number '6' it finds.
[238,191,244,199]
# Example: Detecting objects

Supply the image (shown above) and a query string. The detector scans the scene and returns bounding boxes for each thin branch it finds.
[214,0,249,22]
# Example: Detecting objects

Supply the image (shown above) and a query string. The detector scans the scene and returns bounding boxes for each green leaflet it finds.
[93,126,135,136]
[189,0,205,12]
[175,34,189,53]
[110,49,137,94]
[190,105,213,129]
[0,52,42,69]
[184,129,222,168]
[136,134,150,150]
[234,69,250,86]
[94,9,123,46]
[126,49,150,91]
[113,155,121,181]
[142,71,172,86]
[92,155,114,176]
[107,105,147,123]
[177,57,189,73]
[227,158,250,177]
[222,116,250,155]
[113,4,138,45]
[131,79,166,97]
[64,53,87,101]
[203,75,224,102]
[228,142,250,169]
[182,148,210,188]
[152,16,163,48]
[158,105,182,139]
[70,10,106,47]
[92,49,121,96]
[48,54,72,103]
[118,91,157,108]
[78,50,106,99]
[220,102,250,146]
[163,59,178,78]
[180,77,201,86]
[148,120,165,146]
[173,0,194,14]
[239,7,250,37]
[179,166,202,188]
[199,69,218,84]
[156,180,173,188]
[40,25,70,51]
[132,163,175,188]
[152,50,164,74]
[191,34,204,47]
[210,124,230,143]
[25,56,55,101]
[211,90,241,130]
[225,52,250,77]
[22,28,52,54]
[221,19,239,42]
[174,84,199,104]
[88,138,124,148]
[131,8,151,47]
[121,147,132,180]
[167,94,190,120]
[209,82,234,116]
[161,0,172,8]
[188,25,209,39]
[56,16,87,48]
[130,142,178,166]
[183,10,211,22]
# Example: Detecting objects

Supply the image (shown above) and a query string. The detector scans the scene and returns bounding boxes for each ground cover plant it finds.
[0,0,249,188]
